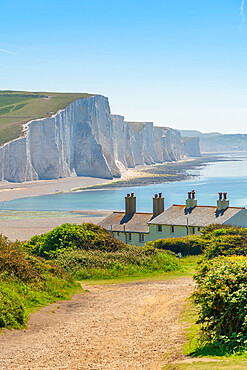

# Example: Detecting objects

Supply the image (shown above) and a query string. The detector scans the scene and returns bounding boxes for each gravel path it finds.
[0,277,194,369]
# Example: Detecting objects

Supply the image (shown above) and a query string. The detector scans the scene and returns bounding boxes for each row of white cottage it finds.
[99,191,247,246]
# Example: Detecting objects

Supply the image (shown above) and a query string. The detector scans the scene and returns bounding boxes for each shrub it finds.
[145,236,204,256]
[0,282,27,329]
[24,223,126,258]
[53,247,181,280]
[201,226,247,260]
[0,233,80,330]
[193,256,247,351]
[0,239,39,282]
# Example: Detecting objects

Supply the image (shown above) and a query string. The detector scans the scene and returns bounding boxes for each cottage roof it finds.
[99,211,153,233]
[148,204,245,227]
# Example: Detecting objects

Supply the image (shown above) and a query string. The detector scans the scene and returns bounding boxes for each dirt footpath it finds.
[0,277,194,370]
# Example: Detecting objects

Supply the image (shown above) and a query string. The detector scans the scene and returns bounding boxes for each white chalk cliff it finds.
[0,95,184,182]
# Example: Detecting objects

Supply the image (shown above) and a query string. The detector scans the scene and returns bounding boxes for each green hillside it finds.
[0,91,94,146]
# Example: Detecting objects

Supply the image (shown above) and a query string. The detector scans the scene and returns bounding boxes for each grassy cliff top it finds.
[126,121,146,133]
[0,91,94,146]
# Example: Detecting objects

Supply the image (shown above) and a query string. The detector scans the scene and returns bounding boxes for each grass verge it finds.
[180,303,247,369]
[80,255,199,285]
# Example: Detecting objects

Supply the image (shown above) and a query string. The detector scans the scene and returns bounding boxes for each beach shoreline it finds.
[0,154,232,241]
[0,158,198,203]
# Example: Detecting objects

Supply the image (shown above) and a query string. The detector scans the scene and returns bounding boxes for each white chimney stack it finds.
[217,192,229,211]
[186,190,197,209]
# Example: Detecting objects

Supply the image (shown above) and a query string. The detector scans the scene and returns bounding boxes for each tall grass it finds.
[54,248,181,280]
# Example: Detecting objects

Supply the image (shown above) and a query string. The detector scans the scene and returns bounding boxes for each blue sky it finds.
[1,0,247,133]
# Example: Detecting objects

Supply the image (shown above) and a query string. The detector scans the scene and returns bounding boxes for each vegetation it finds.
[176,224,247,362]
[24,223,182,280]
[0,233,80,330]
[182,302,247,369]
[200,225,247,260]
[193,256,247,351]
[0,90,93,145]
[24,223,127,257]
[145,236,204,256]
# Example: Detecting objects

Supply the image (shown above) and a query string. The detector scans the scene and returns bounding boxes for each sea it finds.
[1,153,247,213]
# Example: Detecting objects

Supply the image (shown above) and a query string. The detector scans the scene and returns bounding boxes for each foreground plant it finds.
[193,256,247,352]
[0,233,80,330]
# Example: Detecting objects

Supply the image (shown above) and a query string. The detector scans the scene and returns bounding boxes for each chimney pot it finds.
[153,193,164,217]
[186,191,197,209]
[217,192,229,211]
[125,193,136,216]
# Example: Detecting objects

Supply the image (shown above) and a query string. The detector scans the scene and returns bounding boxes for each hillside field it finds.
[0,90,93,146]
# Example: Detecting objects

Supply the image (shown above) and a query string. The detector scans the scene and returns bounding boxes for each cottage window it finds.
[157,225,162,233]
[139,233,145,243]
[198,227,200,232]
[170,226,175,234]
[117,232,120,236]
[128,233,132,241]
[192,227,195,234]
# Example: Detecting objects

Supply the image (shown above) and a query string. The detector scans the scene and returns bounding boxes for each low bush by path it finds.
[0,233,80,330]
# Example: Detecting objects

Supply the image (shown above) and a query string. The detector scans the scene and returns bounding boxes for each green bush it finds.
[200,226,247,260]
[24,223,126,258]
[0,233,80,330]
[53,246,181,280]
[193,256,247,351]
[0,282,27,329]
[145,236,204,256]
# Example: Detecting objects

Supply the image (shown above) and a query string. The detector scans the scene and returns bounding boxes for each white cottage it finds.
[99,191,247,246]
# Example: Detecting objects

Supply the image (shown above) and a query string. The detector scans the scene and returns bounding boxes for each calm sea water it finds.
[1,153,247,212]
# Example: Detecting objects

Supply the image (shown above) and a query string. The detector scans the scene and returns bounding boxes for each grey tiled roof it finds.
[99,212,153,233]
[148,205,245,227]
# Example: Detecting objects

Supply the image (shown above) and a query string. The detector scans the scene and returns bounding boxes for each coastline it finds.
[0,155,214,203]
[0,154,235,241]
[74,155,226,191]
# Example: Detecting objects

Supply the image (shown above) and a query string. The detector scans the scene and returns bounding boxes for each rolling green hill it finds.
[0,91,94,146]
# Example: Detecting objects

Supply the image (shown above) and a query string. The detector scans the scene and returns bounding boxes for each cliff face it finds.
[0,95,117,182]
[179,130,247,153]
[0,95,184,183]
[112,119,183,167]
[182,137,201,157]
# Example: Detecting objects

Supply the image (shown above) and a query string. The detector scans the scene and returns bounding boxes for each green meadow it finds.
[0,90,93,145]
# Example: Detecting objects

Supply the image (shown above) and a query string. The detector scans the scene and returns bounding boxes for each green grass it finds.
[53,248,183,281]
[125,121,146,133]
[0,90,94,145]
[80,255,199,285]
[180,302,247,369]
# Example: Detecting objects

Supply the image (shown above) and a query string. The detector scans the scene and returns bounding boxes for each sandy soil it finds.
[0,277,194,370]
[0,176,114,203]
